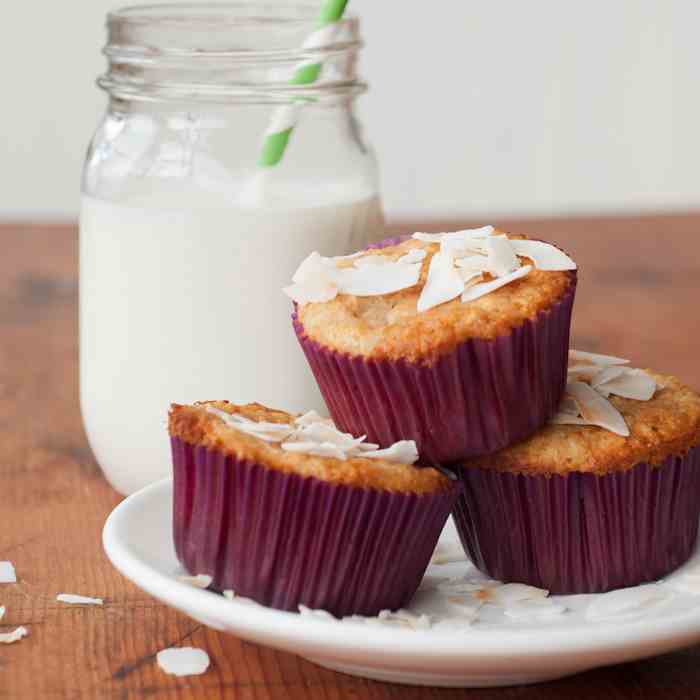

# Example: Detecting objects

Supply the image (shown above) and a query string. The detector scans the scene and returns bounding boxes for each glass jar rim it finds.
[101,2,365,103]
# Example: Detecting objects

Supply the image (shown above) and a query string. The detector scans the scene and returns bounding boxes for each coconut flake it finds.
[455,255,488,271]
[412,226,494,245]
[178,574,212,589]
[361,440,419,465]
[299,605,337,622]
[56,594,104,606]
[485,236,520,277]
[371,609,432,630]
[156,647,210,677]
[294,410,333,427]
[566,381,630,436]
[205,407,295,443]
[567,364,604,382]
[461,265,532,303]
[472,583,549,606]
[569,349,630,367]
[596,368,656,401]
[0,627,28,644]
[585,585,671,621]
[589,365,628,389]
[550,412,592,426]
[504,599,568,622]
[0,562,16,583]
[509,240,577,271]
[332,260,422,297]
[416,251,464,312]
[397,248,427,265]
[291,422,366,452]
[280,441,347,459]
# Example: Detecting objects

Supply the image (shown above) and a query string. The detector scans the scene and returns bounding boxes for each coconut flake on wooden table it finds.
[206,405,419,464]
[156,647,210,677]
[585,585,672,621]
[177,574,212,589]
[56,594,104,606]
[0,626,29,644]
[0,561,17,583]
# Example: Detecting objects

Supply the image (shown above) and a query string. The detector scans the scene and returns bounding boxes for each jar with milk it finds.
[80,3,384,495]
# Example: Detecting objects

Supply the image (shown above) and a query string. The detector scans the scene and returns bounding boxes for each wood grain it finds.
[1,215,699,699]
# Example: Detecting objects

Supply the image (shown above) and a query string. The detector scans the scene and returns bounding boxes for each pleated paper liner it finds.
[171,437,459,617]
[453,446,700,594]
[293,276,576,465]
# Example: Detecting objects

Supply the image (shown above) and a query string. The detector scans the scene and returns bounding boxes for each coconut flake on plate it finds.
[585,585,672,621]
[56,594,104,606]
[0,626,28,644]
[470,582,549,606]
[509,240,577,271]
[416,251,465,312]
[461,265,532,303]
[0,561,16,584]
[566,381,630,436]
[178,574,212,589]
[503,599,568,622]
[156,647,210,677]
[299,605,338,622]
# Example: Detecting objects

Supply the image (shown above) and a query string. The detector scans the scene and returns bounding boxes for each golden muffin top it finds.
[292,229,576,363]
[169,401,452,495]
[460,371,700,476]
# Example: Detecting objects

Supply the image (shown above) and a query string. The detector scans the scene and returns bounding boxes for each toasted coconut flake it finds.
[596,368,656,401]
[504,599,568,621]
[585,585,671,621]
[0,561,16,584]
[156,647,210,677]
[0,626,28,644]
[361,440,419,465]
[56,593,104,606]
[567,381,630,436]
[567,364,603,382]
[472,583,549,606]
[486,236,520,277]
[461,265,532,303]
[417,251,465,312]
[178,574,212,589]
[569,349,630,367]
[509,240,577,271]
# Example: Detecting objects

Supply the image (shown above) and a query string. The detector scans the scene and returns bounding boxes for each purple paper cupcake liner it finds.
[452,446,700,594]
[171,437,458,617]
[293,268,576,465]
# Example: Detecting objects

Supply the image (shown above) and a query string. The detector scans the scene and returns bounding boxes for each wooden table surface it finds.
[1,214,700,699]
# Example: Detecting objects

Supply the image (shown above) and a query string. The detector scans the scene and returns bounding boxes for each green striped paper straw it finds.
[258,0,349,168]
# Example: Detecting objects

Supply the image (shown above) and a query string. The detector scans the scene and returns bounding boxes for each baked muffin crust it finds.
[297,232,575,363]
[460,372,700,476]
[169,401,450,494]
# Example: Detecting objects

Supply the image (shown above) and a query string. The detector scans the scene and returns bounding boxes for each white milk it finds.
[80,189,383,495]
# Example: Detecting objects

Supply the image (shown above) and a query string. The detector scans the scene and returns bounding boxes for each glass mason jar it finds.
[80,3,384,495]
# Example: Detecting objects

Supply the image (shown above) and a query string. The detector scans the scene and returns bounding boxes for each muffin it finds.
[452,356,700,594]
[169,401,458,617]
[287,226,577,464]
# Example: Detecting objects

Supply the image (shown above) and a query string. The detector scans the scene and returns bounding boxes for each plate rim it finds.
[103,477,700,660]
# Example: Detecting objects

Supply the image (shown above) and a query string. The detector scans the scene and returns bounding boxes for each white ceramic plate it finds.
[103,478,700,688]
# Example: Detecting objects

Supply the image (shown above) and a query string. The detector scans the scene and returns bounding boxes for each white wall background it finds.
[1,1,698,220]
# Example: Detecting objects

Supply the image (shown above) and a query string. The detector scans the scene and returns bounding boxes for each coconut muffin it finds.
[169,401,458,617]
[288,227,577,464]
[453,358,700,594]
